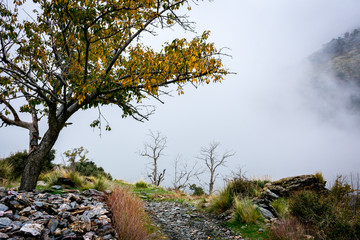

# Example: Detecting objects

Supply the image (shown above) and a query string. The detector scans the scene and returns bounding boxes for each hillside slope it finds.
[309,28,360,109]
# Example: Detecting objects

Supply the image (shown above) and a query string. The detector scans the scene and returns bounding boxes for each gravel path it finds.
[145,201,244,240]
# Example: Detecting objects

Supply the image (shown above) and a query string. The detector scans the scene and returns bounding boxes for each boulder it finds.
[253,174,327,220]
[264,174,327,197]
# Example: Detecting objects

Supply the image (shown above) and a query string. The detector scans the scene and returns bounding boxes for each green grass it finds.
[225,222,269,240]
[271,198,290,219]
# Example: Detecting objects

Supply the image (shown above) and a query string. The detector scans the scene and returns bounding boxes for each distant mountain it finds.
[309,28,360,110]
[310,28,360,86]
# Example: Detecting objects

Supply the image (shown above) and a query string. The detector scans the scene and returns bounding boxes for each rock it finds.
[263,189,279,201]
[82,189,104,196]
[0,217,12,228]
[0,189,117,240]
[215,209,233,221]
[145,201,242,240]
[264,174,327,197]
[51,185,61,190]
[20,223,44,236]
[19,206,32,216]
[70,220,91,233]
[54,228,62,236]
[0,204,8,212]
[47,219,58,234]
[258,207,275,219]
[59,203,71,211]
[30,211,43,220]
[37,181,47,187]
[83,231,95,240]
[10,221,22,231]
[0,232,9,239]
[40,228,51,240]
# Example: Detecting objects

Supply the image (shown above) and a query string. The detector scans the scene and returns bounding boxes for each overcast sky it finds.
[1,0,360,190]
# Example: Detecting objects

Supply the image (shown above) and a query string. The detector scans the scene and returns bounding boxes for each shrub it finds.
[2,150,55,179]
[268,217,306,240]
[106,187,150,240]
[315,172,325,185]
[75,160,112,180]
[207,175,264,214]
[40,166,63,186]
[289,190,332,227]
[92,177,108,191]
[189,184,205,196]
[135,180,149,188]
[208,185,234,213]
[40,166,75,186]
[271,198,290,219]
[252,178,271,189]
[331,175,353,202]
[232,197,262,224]
[289,188,360,239]
[0,160,13,179]
[68,171,85,188]
[2,151,28,178]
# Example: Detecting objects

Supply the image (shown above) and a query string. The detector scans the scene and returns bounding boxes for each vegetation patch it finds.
[232,197,263,224]
[106,186,155,240]
[225,222,269,240]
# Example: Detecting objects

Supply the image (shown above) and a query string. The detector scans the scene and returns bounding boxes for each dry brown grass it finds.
[107,186,150,240]
[268,217,307,240]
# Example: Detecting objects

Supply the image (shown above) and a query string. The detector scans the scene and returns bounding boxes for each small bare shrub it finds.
[107,186,150,240]
[268,217,306,240]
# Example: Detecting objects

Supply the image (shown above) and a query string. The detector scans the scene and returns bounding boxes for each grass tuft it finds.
[92,176,108,191]
[208,186,234,213]
[0,160,14,180]
[314,171,325,184]
[106,186,151,240]
[271,198,290,219]
[232,197,263,224]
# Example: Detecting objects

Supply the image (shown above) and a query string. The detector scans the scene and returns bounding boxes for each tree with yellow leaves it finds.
[0,0,229,191]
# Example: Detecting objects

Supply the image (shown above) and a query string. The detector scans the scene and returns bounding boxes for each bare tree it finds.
[140,131,167,186]
[172,155,204,191]
[197,142,235,195]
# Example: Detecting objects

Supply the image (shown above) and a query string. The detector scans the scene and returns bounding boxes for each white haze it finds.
[1,0,360,191]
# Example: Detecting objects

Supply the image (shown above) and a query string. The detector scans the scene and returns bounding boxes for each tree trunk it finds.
[19,127,61,191]
[209,181,214,195]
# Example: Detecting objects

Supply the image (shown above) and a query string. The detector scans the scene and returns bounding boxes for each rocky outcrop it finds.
[0,187,117,239]
[254,174,327,219]
[264,174,327,197]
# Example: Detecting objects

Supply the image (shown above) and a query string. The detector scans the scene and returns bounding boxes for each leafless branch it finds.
[197,141,235,195]
[139,130,167,186]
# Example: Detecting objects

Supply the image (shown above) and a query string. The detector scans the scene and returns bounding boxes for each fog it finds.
[1,0,360,191]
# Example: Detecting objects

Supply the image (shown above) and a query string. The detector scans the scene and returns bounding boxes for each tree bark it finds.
[19,126,61,191]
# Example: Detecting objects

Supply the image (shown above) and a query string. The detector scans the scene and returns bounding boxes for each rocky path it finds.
[145,201,244,240]
[0,187,116,239]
